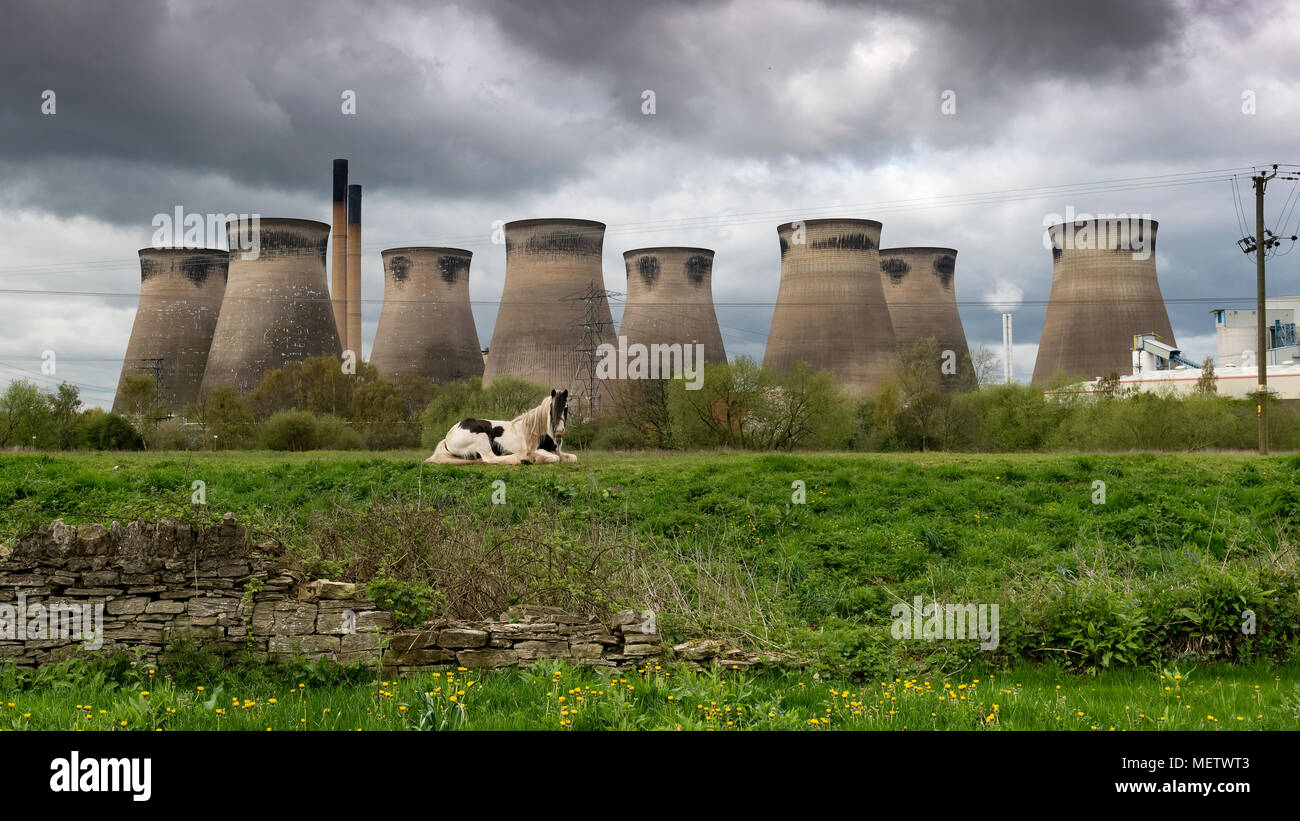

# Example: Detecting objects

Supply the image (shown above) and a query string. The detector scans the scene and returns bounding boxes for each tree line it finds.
[4,344,1296,453]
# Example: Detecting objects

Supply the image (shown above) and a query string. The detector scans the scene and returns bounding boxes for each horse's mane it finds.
[510,395,552,450]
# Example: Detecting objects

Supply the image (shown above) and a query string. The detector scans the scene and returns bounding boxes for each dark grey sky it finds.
[2,0,1298,406]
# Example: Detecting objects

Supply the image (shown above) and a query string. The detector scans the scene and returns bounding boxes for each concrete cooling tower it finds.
[200,218,342,395]
[763,219,896,396]
[1032,218,1175,384]
[619,247,727,367]
[482,219,615,396]
[112,248,228,413]
[368,247,484,383]
[878,247,971,381]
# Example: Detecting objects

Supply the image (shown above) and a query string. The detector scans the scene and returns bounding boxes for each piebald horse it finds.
[425,389,577,465]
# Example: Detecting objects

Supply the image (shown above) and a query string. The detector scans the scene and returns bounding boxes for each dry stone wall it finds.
[0,517,665,671]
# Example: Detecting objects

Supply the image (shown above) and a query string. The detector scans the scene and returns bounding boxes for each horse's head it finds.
[549,388,569,443]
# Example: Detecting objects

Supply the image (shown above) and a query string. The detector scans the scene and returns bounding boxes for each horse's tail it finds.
[424,439,479,465]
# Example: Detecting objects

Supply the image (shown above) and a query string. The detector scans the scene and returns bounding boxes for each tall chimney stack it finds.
[346,184,362,357]
[331,159,348,344]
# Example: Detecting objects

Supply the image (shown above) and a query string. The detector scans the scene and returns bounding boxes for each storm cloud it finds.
[1,0,1297,406]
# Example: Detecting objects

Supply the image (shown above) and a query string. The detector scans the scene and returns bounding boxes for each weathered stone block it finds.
[456,649,518,668]
[144,600,186,615]
[268,635,339,654]
[341,632,380,652]
[621,643,661,657]
[104,597,147,616]
[437,628,488,648]
[513,640,571,660]
[188,597,240,617]
[570,643,604,660]
[271,604,318,635]
[609,609,639,630]
[384,647,455,666]
[387,630,439,651]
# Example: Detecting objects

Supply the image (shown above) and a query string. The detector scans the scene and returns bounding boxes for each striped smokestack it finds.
[330,159,348,344]
[346,184,362,357]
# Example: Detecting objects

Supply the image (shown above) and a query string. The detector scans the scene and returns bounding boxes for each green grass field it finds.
[3,657,1297,731]
[2,449,1299,729]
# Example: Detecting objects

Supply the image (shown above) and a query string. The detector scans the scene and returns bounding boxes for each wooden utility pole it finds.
[1253,170,1273,455]
[1239,165,1300,454]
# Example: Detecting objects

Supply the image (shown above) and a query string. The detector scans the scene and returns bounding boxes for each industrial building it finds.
[618,247,727,366]
[878,246,971,382]
[764,218,896,396]
[1032,217,1176,384]
[1211,297,1300,367]
[112,248,228,412]
[368,247,485,383]
[199,218,342,395]
[1047,330,1300,401]
[481,219,616,401]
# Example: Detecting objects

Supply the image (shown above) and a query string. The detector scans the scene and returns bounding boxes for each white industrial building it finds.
[1047,296,1300,401]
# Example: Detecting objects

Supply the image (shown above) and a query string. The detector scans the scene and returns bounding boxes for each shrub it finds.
[79,411,144,450]
[259,411,361,451]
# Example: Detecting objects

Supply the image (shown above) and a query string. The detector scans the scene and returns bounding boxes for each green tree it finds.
[0,379,55,448]
[667,356,773,448]
[352,378,415,449]
[892,339,949,450]
[761,362,852,450]
[117,374,167,443]
[184,387,257,449]
[79,409,144,450]
[1195,357,1218,395]
[48,382,83,449]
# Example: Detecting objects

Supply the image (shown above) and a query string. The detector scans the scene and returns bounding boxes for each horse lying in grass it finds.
[425,388,577,465]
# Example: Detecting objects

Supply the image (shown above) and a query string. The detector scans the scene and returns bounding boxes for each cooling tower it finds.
[330,159,348,343]
[482,219,615,396]
[1032,218,1175,384]
[346,184,362,357]
[369,247,485,383]
[199,218,342,395]
[619,248,727,366]
[878,247,972,381]
[763,219,896,395]
[112,248,228,413]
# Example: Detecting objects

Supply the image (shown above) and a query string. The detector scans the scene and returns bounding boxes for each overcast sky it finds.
[2,0,1299,408]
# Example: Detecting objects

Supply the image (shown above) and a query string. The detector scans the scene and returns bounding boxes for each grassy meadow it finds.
[1,449,1299,729]
[3,655,1297,731]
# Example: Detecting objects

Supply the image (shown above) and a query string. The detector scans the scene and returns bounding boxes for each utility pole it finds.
[1237,165,1300,455]
[1254,171,1271,454]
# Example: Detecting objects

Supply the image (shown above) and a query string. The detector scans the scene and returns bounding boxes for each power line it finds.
[0,166,1274,279]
